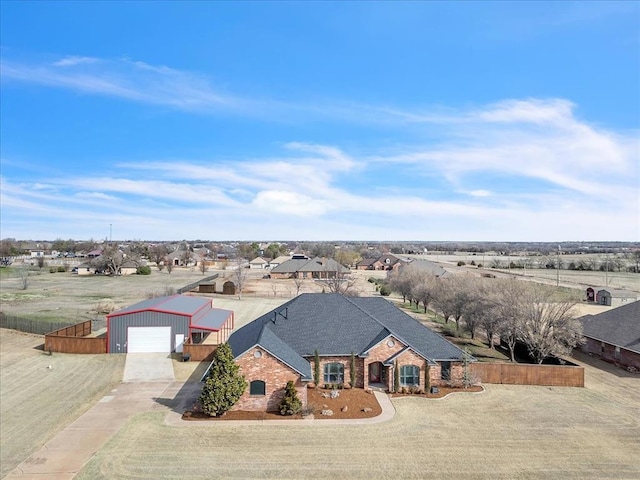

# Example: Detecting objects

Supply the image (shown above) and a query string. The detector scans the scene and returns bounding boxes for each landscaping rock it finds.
[341,406,348,412]
[362,407,373,413]
[321,409,334,416]
[330,390,340,399]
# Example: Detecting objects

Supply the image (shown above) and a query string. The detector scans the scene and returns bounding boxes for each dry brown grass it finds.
[0,329,125,478]
[75,357,640,480]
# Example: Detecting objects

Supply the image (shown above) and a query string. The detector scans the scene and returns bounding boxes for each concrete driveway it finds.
[122,353,175,382]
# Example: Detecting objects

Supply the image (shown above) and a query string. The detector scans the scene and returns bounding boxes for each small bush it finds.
[279,380,302,416]
[477,263,483,268]
[457,261,466,266]
[57,266,66,272]
[378,284,391,296]
[137,265,151,275]
[49,267,57,273]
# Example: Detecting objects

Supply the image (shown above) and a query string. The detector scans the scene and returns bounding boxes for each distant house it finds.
[270,257,348,279]
[579,300,640,371]
[249,257,270,269]
[120,260,139,276]
[357,254,407,271]
[592,288,638,307]
[214,293,472,412]
[76,262,97,276]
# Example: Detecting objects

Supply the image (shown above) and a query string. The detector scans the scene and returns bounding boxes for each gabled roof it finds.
[269,255,292,266]
[357,258,377,266]
[400,259,450,278]
[595,288,638,299]
[270,257,348,274]
[250,256,269,264]
[228,293,468,379]
[108,295,211,318]
[580,300,640,354]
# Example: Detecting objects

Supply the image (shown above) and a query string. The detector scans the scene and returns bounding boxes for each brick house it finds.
[579,300,640,371]
[357,254,407,271]
[221,293,472,412]
[270,257,349,279]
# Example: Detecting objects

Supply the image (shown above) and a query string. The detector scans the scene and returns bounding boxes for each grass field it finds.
[74,355,640,480]
[0,329,125,478]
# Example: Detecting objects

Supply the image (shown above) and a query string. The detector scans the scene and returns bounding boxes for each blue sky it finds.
[1,1,638,241]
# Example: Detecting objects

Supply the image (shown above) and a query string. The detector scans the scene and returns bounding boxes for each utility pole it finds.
[109,224,112,244]
[556,244,561,287]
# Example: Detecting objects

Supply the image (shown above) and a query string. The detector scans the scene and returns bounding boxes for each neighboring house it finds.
[269,255,293,269]
[356,258,377,270]
[107,295,234,353]
[249,257,270,269]
[397,259,451,278]
[120,260,139,276]
[357,254,407,271]
[167,250,199,267]
[219,293,472,412]
[76,262,97,276]
[579,300,640,371]
[270,257,348,279]
[592,288,638,307]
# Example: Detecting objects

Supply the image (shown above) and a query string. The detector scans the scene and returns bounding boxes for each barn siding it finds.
[108,312,189,353]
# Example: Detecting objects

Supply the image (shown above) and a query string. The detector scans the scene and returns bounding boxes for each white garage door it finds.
[127,326,171,353]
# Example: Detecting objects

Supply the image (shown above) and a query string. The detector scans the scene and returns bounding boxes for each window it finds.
[249,380,265,396]
[441,361,452,381]
[323,363,344,384]
[400,365,420,386]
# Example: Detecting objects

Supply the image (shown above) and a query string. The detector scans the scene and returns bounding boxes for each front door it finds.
[369,362,383,383]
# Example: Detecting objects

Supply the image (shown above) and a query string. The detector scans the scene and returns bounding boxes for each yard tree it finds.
[495,278,527,362]
[150,244,169,270]
[164,256,173,274]
[232,263,248,299]
[199,258,208,275]
[199,343,247,417]
[323,263,357,296]
[517,284,583,364]
[410,273,437,313]
[292,275,305,296]
[387,269,414,303]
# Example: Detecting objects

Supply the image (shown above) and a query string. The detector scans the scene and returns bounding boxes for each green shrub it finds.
[49,267,57,273]
[425,364,431,392]
[314,349,320,386]
[137,265,152,275]
[279,380,302,416]
[378,284,391,296]
[350,352,356,388]
[457,261,466,266]
[394,362,400,392]
[57,266,66,272]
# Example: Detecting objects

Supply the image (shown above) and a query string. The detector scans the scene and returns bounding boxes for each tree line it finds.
[387,269,583,364]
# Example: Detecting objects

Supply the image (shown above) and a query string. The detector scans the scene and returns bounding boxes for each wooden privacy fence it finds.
[471,362,584,387]
[45,320,107,354]
[183,341,218,362]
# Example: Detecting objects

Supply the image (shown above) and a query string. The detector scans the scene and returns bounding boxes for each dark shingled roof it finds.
[580,300,640,354]
[227,293,469,379]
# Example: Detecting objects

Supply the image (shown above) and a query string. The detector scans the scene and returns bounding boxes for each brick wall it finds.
[234,347,307,412]
[364,336,406,390]
[314,355,364,388]
[582,338,640,371]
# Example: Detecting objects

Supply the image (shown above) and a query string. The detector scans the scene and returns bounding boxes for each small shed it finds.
[106,295,234,353]
[595,289,639,307]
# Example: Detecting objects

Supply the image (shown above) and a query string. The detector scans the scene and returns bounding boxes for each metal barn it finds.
[106,295,234,354]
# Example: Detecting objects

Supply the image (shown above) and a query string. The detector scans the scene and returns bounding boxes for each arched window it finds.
[249,380,266,396]
[323,363,344,384]
[400,365,420,386]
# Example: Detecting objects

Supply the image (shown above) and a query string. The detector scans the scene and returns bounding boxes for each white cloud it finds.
[52,56,99,67]
[252,190,329,215]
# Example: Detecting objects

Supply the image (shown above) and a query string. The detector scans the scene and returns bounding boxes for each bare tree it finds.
[233,264,248,299]
[270,281,279,298]
[18,267,29,290]
[36,256,46,270]
[517,284,582,364]
[165,257,173,274]
[199,259,208,275]
[411,273,437,313]
[292,276,305,297]
[387,269,414,303]
[494,279,528,361]
[151,244,169,270]
[322,264,357,296]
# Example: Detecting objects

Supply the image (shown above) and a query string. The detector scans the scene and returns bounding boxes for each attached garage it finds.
[106,295,234,354]
[127,326,172,353]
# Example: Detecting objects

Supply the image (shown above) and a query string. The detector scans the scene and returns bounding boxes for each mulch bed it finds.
[182,387,382,421]
[182,385,484,421]
[390,385,484,399]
